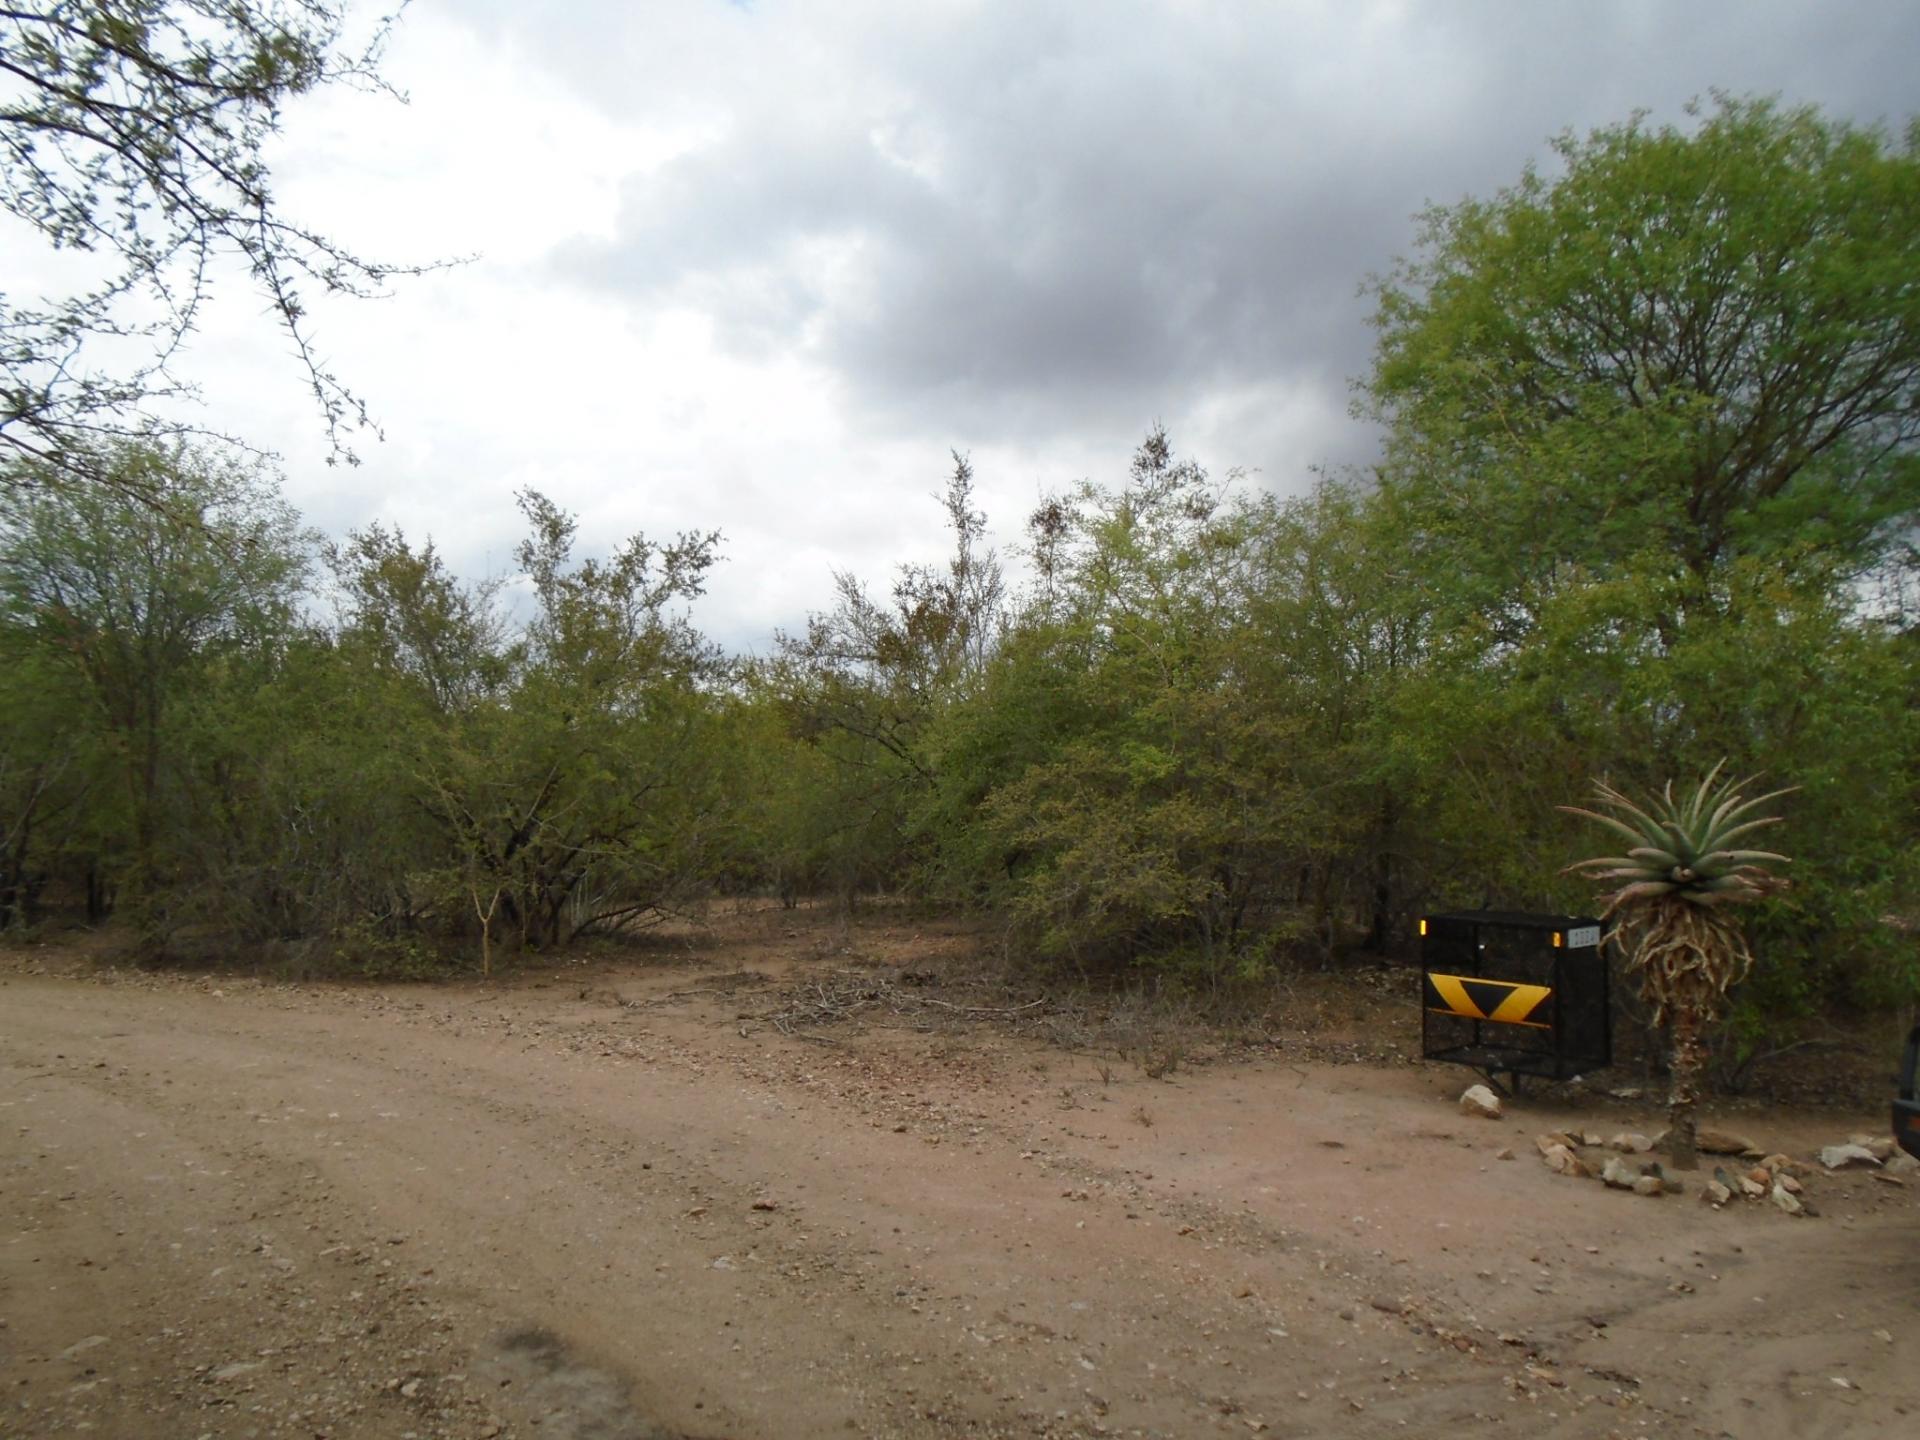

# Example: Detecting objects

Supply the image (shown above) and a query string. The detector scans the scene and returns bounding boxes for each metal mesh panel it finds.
[1420,912,1609,1082]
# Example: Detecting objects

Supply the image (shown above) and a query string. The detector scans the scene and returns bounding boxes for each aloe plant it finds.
[1562,763,1793,1169]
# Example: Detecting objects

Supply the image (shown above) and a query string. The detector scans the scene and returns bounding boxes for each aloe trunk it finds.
[1666,1009,1706,1170]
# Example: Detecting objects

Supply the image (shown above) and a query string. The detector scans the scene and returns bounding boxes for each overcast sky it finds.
[165,0,1919,652]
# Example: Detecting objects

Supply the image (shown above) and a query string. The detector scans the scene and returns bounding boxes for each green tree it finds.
[412,493,727,954]
[309,526,514,953]
[773,454,1006,905]
[0,442,310,920]
[1367,95,1920,645]
[0,641,99,925]
[327,522,512,714]
[966,432,1329,981]
[221,638,411,946]
[1236,479,1430,954]
[1,2,432,480]
[1359,94,1920,1060]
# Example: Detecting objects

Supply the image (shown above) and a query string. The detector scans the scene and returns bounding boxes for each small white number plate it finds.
[1566,925,1601,949]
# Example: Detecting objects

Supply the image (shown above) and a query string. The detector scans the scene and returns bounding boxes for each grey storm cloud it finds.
[461,0,1920,471]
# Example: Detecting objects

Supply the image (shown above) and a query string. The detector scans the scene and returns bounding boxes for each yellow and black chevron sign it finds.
[1424,973,1553,1029]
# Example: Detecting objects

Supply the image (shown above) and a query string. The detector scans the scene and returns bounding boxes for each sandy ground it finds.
[2,910,1915,1440]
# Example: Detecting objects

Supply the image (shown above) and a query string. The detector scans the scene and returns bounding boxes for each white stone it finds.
[1818,1143,1882,1171]
[1541,1143,1587,1178]
[1459,1084,1503,1120]
[1601,1156,1639,1190]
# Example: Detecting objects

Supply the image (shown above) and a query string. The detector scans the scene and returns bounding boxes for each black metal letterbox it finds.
[1420,910,1610,1088]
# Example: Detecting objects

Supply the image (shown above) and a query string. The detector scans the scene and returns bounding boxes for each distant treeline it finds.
[2,98,1915,1048]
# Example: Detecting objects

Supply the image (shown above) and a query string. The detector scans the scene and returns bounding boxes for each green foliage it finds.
[771,454,1006,904]
[1563,764,1792,913]
[0,2,430,477]
[0,638,100,927]
[0,443,748,968]
[1367,94,1920,676]
[0,441,311,930]
[346,493,730,955]
[1356,94,1919,1023]
[0,90,1910,1058]
[953,433,1331,981]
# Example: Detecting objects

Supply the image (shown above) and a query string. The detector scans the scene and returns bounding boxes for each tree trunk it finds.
[1366,857,1392,953]
[1665,1010,1705,1170]
[136,689,161,900]
[471,883,501,979]
[1365,794,1398,953]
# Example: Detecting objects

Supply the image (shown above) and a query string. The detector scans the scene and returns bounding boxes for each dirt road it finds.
[3,919,1915,1439]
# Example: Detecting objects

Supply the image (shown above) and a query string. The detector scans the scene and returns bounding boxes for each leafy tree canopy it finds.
[1367,94,1920,635]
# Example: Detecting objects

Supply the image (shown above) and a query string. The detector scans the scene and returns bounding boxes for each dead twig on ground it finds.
[915,995,1047,1017]
[638,986,736,1005]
